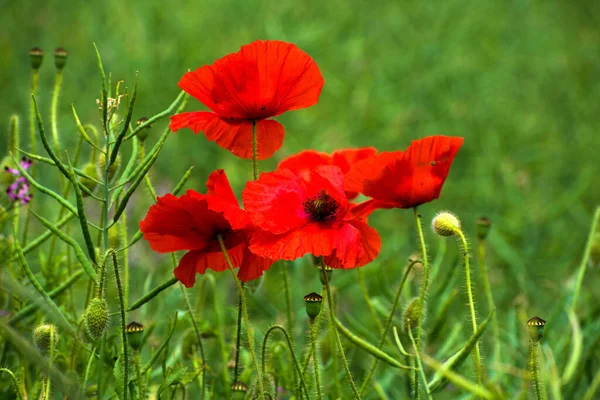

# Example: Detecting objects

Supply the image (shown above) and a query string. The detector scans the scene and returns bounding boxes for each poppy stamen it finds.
[303,190,338,222]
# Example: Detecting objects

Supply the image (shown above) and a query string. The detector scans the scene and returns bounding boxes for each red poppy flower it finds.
[344,136,464,212]
[277,147,377,199]
[170,40,324,160]
[243,165,380,269]
[140,170,272,287]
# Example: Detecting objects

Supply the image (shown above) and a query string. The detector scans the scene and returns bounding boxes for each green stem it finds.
[321,260,361,399]
[0,368,24,400]
[310,320,323,399]
[281,264,298,393]
[252,120,258,180]
[408,328,433,400]
[260,325,308,399]
[44,327,56,399]
[414,207,430,398]
[217,235,265,399]
[51,70,63,155]
[455,229,482,386]
[530,342,544,400]
[109,249,128,400]
[134,351,145,400]
[233,291,243,382]
[571,206,600,312]
[477,239,499,368]
[357,268,383,332]
[360,259,419,394]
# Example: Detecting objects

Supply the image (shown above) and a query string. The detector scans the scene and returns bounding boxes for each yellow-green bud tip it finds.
[476,216,492,240]
[527,316,546,342]
[33,324,59,352]
[304,292,324,320]
[432,211,461,237]
[29,47,44,70]
[53,47,68,70]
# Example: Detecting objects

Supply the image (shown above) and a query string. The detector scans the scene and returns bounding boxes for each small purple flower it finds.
[4,157,33,205]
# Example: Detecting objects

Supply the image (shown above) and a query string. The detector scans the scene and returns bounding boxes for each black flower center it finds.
[303,190,339,222]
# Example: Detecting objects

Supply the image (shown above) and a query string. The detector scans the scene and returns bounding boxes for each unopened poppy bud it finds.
[303,292,323,321]
[476,217,492,240]
[432,211,461,237]
[527,316,546,343]
[79,163,99,194]
[136,117,151,142]
[403,297,422,332]
[54,47,68,70]
[29,47,44,70]
[97,153,120,181]
[318,265,333,285]
[33,324,59,352]
[84,298,110,341]
[126,321,144,351]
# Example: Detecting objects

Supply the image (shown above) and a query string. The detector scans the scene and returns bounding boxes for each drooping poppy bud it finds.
[84,298,110,341]
[403,297,422,332]
[126,321,144,351]
[526,316,546,343]
[53,47,68,70]
[303,292,323,321]
[33,324,59,352]
[476,217,492,241]
[29,47,44,70]
[432,211,461,237]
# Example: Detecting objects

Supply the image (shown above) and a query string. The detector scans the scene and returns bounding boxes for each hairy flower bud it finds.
[432,211,461,237]
[84,298,110,341]
[33,324,59,352]
[126,321,144,351]
[527,316,546,343]
[476,217,492,240]
[29,47,44,70]
[54,47,68,70]
[403,297,422,332]
[303,292,323,321]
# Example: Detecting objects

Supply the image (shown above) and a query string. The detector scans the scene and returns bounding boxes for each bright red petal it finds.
[305,166,349,221]
[325,220,381,269]
[255,119,285,160]
[174,251,202,288]
[249,223,336,261]
[206,169,238,205]
[332,147,378,174]
[344,151,402,203]
[178,68,221,114]
[277,150,331,181]
[205,169,250,230]
[169,111,217,133]
[238,249,274,282]
[243,169,309,234]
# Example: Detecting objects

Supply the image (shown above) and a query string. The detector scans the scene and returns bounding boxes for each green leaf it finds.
[157,366,189,397]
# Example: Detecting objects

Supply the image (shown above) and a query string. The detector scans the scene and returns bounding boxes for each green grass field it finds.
[1,0,599,398]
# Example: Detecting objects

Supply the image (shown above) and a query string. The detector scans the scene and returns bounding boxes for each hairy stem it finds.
[477,239,499,368]
[414,207,429,398]
[310,319,323,399]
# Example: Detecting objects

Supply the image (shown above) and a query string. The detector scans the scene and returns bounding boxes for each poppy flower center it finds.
[303,190,339,222]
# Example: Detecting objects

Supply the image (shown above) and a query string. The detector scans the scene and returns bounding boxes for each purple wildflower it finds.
[4,157,33,205]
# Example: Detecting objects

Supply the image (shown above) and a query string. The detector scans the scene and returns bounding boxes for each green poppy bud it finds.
[126,321,144,351]
[136,117,151,142]
[231,381,248,394]
[303,292,323,321]
[403,297,422,332]
[33,324,59,352]
[432,211,461,237]
[84,298,110,341]
[318,265,333,285]
[29,47,44,70]
[527,316,546,343]
[476,217,492,240]
[54,47,68,70]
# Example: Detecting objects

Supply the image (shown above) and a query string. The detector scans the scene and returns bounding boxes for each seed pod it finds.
[54,47,68,70]
[29,47,44,70]
[476,217,492,240]
[403,297,422,332]
[432,211,461,237]
[126,321,144,351]
[303,292,323,321]
[84,298,110,341]
[527,316,546,343]
[33,324,59,352]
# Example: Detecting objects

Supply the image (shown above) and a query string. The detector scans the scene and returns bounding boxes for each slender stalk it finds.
[360,260,419,394]
[0,368,24,400]
[233,293,243,382]
[414,207,430,398]
[357,268,383,332]
[281,264,298,392]
[43,327,56,399]
[321,260,361,399]
[178,277,205,399]
[110,250,128,400]
[571,206,600,312]
[217,235,265,399]
[134,351,145,400]
[51,69,63,155]
[477,239,499,368]
[310,319,323,399]
[408,328,433,400]
[529,341,544,400]
[455,230,482,386]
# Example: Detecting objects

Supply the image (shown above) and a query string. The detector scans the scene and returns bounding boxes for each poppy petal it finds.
[206,169,238,205]
[174,251,202,288]
[169,111,217,133]
[325,220,381,269]
[204,169,250,230]
[277,150,331,181]
[249,223,336,260]
[332,147,378,174]
[177,67,223,115]
[238,249,274,282]
[243,169,309,234]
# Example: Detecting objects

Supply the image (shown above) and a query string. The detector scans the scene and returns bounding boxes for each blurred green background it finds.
[1,0,600,397]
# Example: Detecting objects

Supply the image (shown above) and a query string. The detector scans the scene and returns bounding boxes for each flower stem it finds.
[217,235,265,399]
[477,238,499,369]
[233,293,243,382]
[321,260,361,399]
[51,69,63,156]
[0,368,24,400]
[455,229,482,386]
[529,341,544,400]
[310,319,323,399]
[109,250,128,400]
[414,207,430,398]
[360,259,419,394]
[252,120,258,180]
